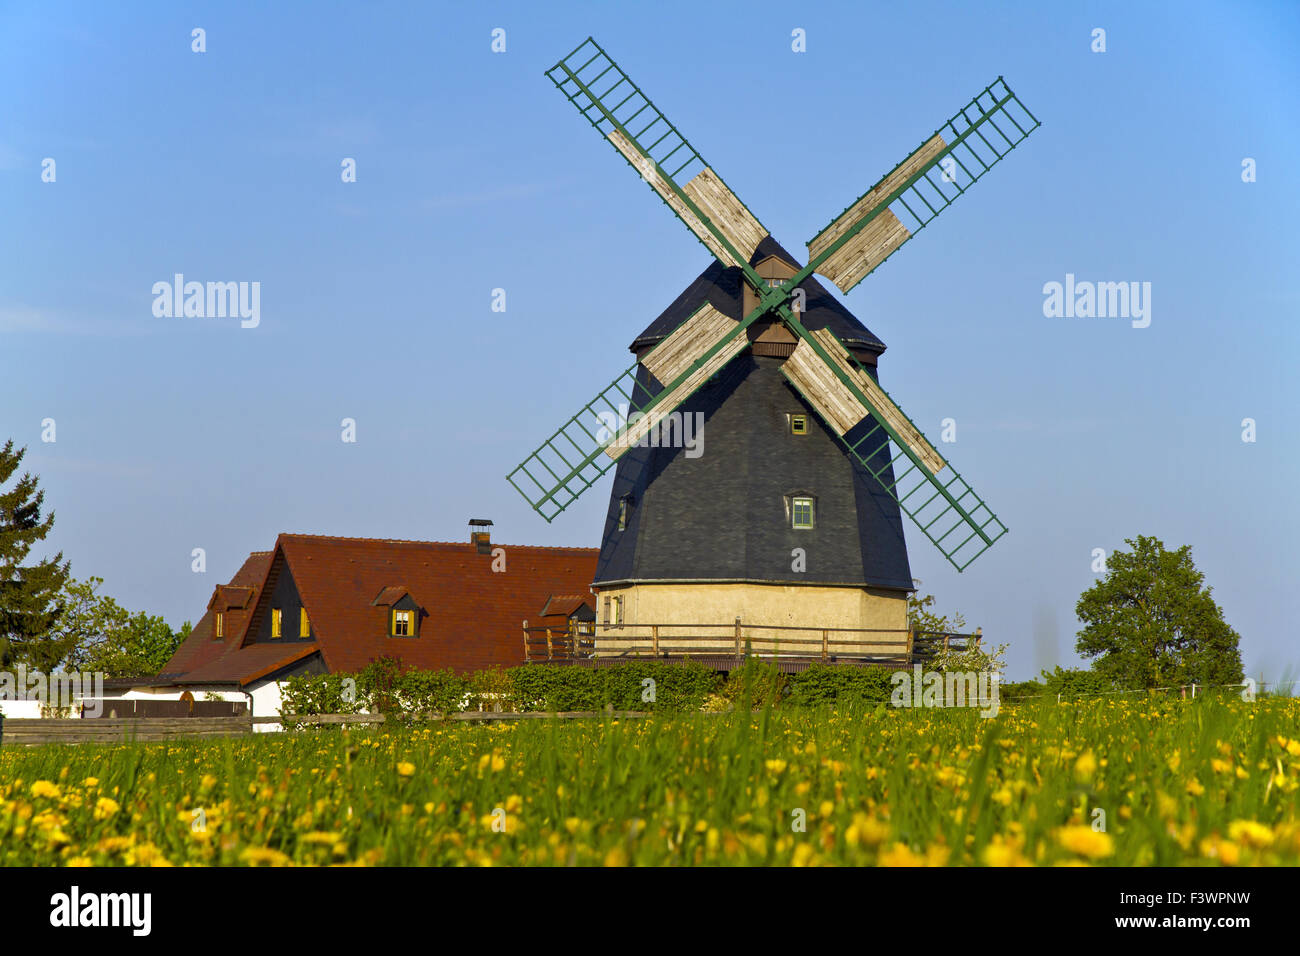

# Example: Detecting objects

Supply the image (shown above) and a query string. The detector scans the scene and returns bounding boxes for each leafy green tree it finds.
[57,576,186,677]
[1075,535,1243,690]
[52,576,128,669]
[81,611,186,678]
[0,440,71,669]
[1038,665,1114,700]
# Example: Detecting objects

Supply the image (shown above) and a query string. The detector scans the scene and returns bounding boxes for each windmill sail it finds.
[507,303,751,522]
[779,325,1008,571]
[547,37,770,273]
[806,77,1040,293]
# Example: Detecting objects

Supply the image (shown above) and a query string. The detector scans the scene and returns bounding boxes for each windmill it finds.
[506,37,1039,651]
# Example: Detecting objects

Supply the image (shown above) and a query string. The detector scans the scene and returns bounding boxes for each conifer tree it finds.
[0,440,72,669]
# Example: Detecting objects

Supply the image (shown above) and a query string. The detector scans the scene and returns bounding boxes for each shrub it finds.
[786,665,895,707]
[1039,666,1114,701]
[599,660,722,712]
[279,673,362,717]
[723,658,788,709]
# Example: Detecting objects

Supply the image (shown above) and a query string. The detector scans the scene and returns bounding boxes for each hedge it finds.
[280,657,925,718]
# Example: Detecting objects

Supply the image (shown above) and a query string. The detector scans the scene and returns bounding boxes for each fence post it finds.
[734,617,742,659]
[545,628,553,661]
[522,622,530,662]
[906,627,915,663]
[652,625,659,656]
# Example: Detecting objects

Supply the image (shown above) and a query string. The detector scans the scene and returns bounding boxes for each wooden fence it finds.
[0,716,253,746]
[523,620,981,665]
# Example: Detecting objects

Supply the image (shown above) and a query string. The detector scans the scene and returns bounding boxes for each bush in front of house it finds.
[721,658,788,709]
[588,660,722,712]
[279,672,365,717]
[785,664,896,707]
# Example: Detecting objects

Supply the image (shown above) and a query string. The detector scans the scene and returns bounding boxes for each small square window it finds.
[393,609,412,637]
[791,414,807,435]
[792,496,814,530]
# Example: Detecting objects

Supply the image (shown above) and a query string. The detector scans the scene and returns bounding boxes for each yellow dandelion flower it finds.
[1074,750,1097,781]
[239,846,291,866]
[1055,825,1114,860]
[764,759,787,774]
[878,842,926,867]
[1199,836,1241,866]
[792,843,816,866]
[30,781,61,800]
[396,762,415,777]
[1228,820,1274,849]
[603,846,628,867]
[93,797,120,820]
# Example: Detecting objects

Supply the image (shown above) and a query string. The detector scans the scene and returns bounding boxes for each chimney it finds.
[469,518,493,555]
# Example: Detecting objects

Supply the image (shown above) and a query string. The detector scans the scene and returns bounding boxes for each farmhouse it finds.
[98,529,597,721]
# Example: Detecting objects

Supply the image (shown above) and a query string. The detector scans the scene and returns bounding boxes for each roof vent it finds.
[469,518,493,555]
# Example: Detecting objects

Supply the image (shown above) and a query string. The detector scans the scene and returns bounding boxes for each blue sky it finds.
[2,0,1297,681]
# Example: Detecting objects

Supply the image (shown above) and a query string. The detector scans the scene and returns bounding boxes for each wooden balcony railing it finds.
[522,619,981,665]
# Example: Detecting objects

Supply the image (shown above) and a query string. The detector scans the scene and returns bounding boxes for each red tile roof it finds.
[540,594,592,618]
[208,585,254,610]
[160,535,598,684]
[178,643,320,685]
[161,551,273,680]
[370,586,410,607]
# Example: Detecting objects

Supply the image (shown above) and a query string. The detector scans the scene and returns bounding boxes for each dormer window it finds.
[271,608,283,638]
[214,612,224,639]
[372,587,421,638]
[790,414,808,435]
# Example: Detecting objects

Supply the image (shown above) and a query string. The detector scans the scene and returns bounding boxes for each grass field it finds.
[2,697,1299,866]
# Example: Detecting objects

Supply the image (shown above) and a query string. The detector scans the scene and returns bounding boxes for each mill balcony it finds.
[522,620,981,671]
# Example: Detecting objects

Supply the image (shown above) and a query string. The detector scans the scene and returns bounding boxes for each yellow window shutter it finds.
[300,607,310,638]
